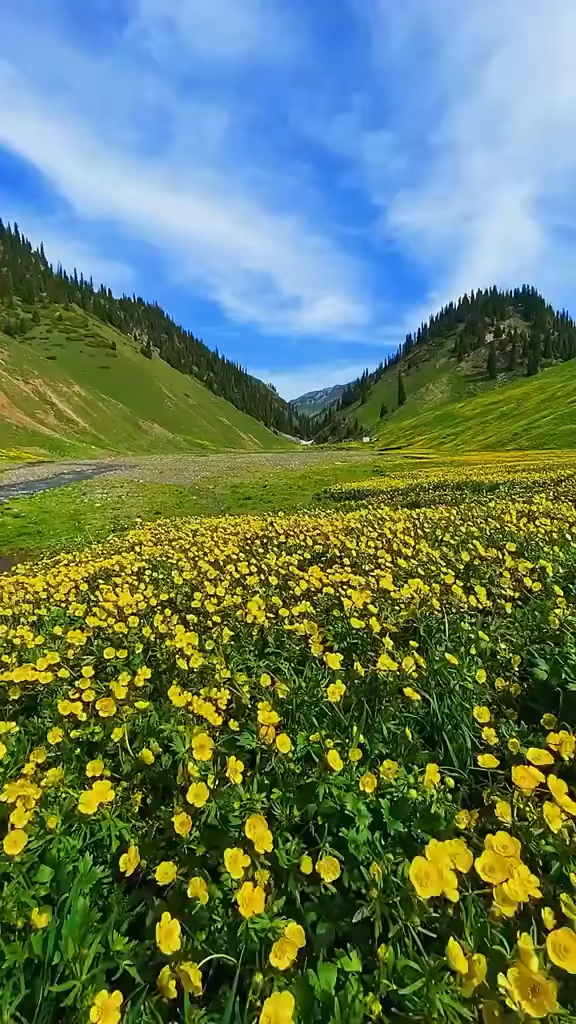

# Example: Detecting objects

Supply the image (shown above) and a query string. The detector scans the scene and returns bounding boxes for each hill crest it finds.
[314,285,576,443]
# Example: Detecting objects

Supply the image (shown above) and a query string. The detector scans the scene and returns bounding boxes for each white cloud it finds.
[348,0,576,309]
[130,0,294,62]
[0,53,371,338]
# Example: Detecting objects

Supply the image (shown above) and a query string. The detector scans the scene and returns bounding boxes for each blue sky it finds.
[1,0,576,398]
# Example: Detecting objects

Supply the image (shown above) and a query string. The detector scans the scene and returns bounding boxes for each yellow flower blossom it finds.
[192,732,214,761]
[477,753,500,769]
[236,881,265,918]
[300,854,313,874]
[172,811,192,836]
[186,782,210,807]
[424,763,441,789]
[359,772,377,794]
[187,876,209,903]
[326,749,343,772]
[495,800,512,824]
[155,861,178,885]
[95,697,117,718]
[546,927,576,973]
[499,961,558,1017]
[259,991,295,1024]
[157,965,177,1000]
[275,733,292,754]
[403,686,421,701]
[224,847,251,879]
[316,855,341,883]
[119,845,140,877]
[177,961,203,995]
[226,755,245,783]
[511,764,545,791]
[156,912,181,955]
[30,907,51,929]
[89,990,123,1024]
[526,747,554,766]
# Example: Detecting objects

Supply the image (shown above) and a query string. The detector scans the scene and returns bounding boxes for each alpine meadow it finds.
[2,2,576,1023]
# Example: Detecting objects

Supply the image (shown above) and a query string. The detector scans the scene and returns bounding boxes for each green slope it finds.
[374,358,576,450]
[346,329,530,433]
[0,303,291,458]
[324,286,576,449]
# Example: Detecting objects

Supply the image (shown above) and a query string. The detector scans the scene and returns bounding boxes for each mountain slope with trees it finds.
[0,219,310,445]
[0,303,293,458]
[314,285,576,442]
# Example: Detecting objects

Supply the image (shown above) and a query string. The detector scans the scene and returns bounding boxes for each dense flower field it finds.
[1,461,576,1023]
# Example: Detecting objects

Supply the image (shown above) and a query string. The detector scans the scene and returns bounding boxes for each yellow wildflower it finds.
[119,845,140,877]
[259,991,295,1024]
[89,990,123,1024]
[546,927,576,973]
[177,961,203,996]
[155,861,178,885]
[30,907,51,929]
[172,811,192,836]
[224,847,251,879]
[187,876,209,903]
[157,965,177,1000]
[316,855,341,883]
[156,912,181,955]
[477,754,500,769]
[236,881,265,918]
[359,772,377,794]
[326,749,343,772]
[186,782,210,807]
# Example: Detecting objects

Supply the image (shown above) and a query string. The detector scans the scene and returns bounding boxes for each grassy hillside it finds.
[0,302,291,458]
[315,285,576,447]
[344,325,532,434]
[374,357,576,450]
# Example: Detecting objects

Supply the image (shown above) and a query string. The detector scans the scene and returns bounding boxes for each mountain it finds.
[0,220,311,449]
[314,285,576,447]
[369,357,576,451]
[291,384,346,415]
[0,302,293,459]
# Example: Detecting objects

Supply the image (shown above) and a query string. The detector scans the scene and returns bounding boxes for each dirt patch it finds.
[0,385,58,435]
[0,553,21,575]
[24,378,93,431]
[137,418,183,441]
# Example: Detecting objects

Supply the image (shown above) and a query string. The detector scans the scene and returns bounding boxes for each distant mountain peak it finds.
[291,383,346,415]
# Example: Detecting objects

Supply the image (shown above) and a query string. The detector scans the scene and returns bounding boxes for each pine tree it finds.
[507,338,518,371]
[487,340,497,379]
[543,331,554,360]
[527,330,542,376]
[379,403,388,419]
[397,371,406,407]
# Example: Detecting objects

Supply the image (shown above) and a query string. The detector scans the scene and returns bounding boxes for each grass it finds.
[0,302,290,458]
[342,320,573,450]
[375,358,576,450]
[0,456,383,557]
[3,459,576,1022]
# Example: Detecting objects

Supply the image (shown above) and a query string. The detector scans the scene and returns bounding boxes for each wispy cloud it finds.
[0,1,372,340]
[130,0,296,62]
[348,0,576,310]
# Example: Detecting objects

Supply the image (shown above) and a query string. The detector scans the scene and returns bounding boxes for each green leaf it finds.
[35,864,55,884]
[340,950,362,973]
[317,961,338,994]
